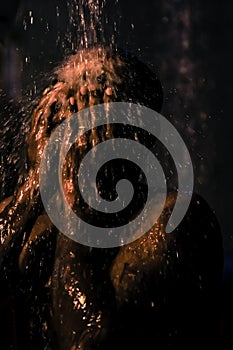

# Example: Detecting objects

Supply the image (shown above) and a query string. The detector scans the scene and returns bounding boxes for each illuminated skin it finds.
[0,48,223,349]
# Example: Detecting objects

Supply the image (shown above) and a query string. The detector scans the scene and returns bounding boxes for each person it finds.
[0,47,223,349]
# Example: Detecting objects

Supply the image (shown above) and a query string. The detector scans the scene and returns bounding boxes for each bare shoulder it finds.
[111,190,223,302]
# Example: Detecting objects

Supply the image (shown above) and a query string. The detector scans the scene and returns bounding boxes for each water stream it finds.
[0,1,224,349]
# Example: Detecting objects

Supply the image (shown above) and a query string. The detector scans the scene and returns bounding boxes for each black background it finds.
[0,0,233,342]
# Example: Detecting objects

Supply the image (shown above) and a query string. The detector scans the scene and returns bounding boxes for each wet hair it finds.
[56,46,164,112]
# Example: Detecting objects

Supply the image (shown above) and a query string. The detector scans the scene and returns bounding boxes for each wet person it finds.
[0,47,223,349]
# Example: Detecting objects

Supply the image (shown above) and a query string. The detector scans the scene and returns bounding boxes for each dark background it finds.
[0,0,232,342]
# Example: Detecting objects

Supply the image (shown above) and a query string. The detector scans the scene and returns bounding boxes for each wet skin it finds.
[0,48,223,349]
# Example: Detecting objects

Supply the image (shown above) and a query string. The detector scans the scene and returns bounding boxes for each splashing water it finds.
[0,2,223,349]
[61,0,119,52]
[0,0,121,201]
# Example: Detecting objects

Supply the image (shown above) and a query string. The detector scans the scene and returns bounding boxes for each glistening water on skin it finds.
[0,46,223,350]
[0,1,224,349]
[39,101,194,248]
